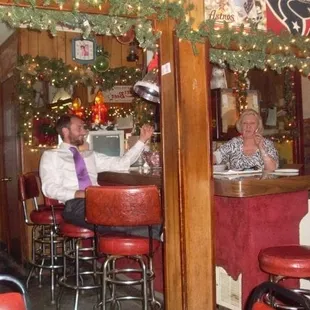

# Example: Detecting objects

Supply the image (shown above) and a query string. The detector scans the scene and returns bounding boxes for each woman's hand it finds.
[254,133,264,150]
[139,124,154,143]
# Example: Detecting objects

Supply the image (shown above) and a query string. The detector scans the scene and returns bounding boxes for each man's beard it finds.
[69,134,84,146]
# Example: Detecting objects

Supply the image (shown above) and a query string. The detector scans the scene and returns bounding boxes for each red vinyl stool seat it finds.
[98,235,160,256]
[18,172,63,304]
[85,185,163,310]
[30,209,63,224]
[57,222,100,310]
[259,245,310,278]
[258,245,310,309]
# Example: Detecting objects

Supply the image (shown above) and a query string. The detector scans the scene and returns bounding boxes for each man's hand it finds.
[74,190,85,199]
[139,124,154,143]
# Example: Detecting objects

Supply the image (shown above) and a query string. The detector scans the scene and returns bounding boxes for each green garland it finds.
[131,97,156,135]
[2,3,310,74]
[234,71,248,113]
[17,54,143,145]
[209,48,310,75]
[4,0,310,147]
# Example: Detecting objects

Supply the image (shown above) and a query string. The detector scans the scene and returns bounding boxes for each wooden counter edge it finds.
[98,171,310,198]
[214,175,310,197]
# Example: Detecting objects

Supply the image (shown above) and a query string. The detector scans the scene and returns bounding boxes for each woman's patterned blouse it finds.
[214,136,279,170]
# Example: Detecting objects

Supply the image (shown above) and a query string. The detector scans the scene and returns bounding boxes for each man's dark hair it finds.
[56,114,81,138]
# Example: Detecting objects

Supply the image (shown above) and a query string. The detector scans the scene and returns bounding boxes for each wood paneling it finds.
[0,32,18,82]
[57,32,66,61]
[18,29,143,68]
[38,31,58,58]
[28,30,39,56]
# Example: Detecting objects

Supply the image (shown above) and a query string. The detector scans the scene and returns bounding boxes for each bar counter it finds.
[98,168,310,197]
[98,169,310,309]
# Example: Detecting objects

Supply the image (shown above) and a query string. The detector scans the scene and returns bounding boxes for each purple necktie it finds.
[69,147,92,190]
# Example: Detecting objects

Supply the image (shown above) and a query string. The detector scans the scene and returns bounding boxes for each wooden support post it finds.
[158,6,215,310]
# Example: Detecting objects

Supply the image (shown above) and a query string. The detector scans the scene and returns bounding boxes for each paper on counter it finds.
[213,169,262,175]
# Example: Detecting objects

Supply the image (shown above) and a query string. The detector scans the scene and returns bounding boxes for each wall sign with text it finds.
[204,0,266,30]
[102,86,134,103]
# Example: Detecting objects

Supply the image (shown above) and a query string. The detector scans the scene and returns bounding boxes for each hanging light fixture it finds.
[50,88,72,109]
[133,53,159,103]
[127,41,139,62]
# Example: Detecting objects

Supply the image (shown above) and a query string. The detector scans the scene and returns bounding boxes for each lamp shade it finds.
[51,88,72,105]
[133,69,159,103]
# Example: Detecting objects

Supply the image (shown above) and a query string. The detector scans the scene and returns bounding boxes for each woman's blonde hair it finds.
[235,108,264,135]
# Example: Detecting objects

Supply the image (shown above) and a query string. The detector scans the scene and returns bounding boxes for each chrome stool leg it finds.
[99,255,161,310]
[58,235,100,309]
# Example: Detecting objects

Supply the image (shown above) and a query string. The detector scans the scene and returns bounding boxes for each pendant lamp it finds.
[133,54,160,103]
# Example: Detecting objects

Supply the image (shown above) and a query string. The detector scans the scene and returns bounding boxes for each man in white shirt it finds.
[40,114,159,237]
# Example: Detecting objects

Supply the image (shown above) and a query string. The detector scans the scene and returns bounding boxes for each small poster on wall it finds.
[102,86,134,103]
[204,0,266,30]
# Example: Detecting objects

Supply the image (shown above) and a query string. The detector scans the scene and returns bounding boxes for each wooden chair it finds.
[0,275,30,310]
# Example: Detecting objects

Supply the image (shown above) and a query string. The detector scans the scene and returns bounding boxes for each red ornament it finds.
[91,91,108,124]
[116,28,135,45]
[70,97,85,119]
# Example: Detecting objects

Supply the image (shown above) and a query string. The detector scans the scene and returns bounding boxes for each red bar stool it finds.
[57,222,100,310]
[258,245,310,309]
[246,281,310,310]
[0,275,30,310]
[85,185,162,310]
[18,172,64,304]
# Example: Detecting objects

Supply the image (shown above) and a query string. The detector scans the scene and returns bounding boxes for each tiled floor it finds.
[0,251,164,310]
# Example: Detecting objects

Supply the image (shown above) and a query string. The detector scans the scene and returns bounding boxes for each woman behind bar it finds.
[213,109,279,171]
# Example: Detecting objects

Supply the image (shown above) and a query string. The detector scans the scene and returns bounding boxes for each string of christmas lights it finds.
[17,55,142,147]
[233,71,248,113]
[266,70,298,143]
[2,3,310,67]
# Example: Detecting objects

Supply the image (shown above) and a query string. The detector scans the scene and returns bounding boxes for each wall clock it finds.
[72,38,96,64]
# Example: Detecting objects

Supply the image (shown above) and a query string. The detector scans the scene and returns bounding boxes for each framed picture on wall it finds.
[211,88,260,140]
[72,38,96,64]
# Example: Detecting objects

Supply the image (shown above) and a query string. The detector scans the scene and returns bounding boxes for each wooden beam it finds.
[158,0,215,309]
[156,18,184,310]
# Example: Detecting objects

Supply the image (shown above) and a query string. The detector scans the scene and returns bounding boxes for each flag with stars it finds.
[266,0,310,36]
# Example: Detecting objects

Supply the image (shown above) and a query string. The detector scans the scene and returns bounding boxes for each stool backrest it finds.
[18,172,40,201]
[85,185,161,226]
[18,172,60,225]
[246,281,310,309]
[18,172,40,223]
[0,275,30,310]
